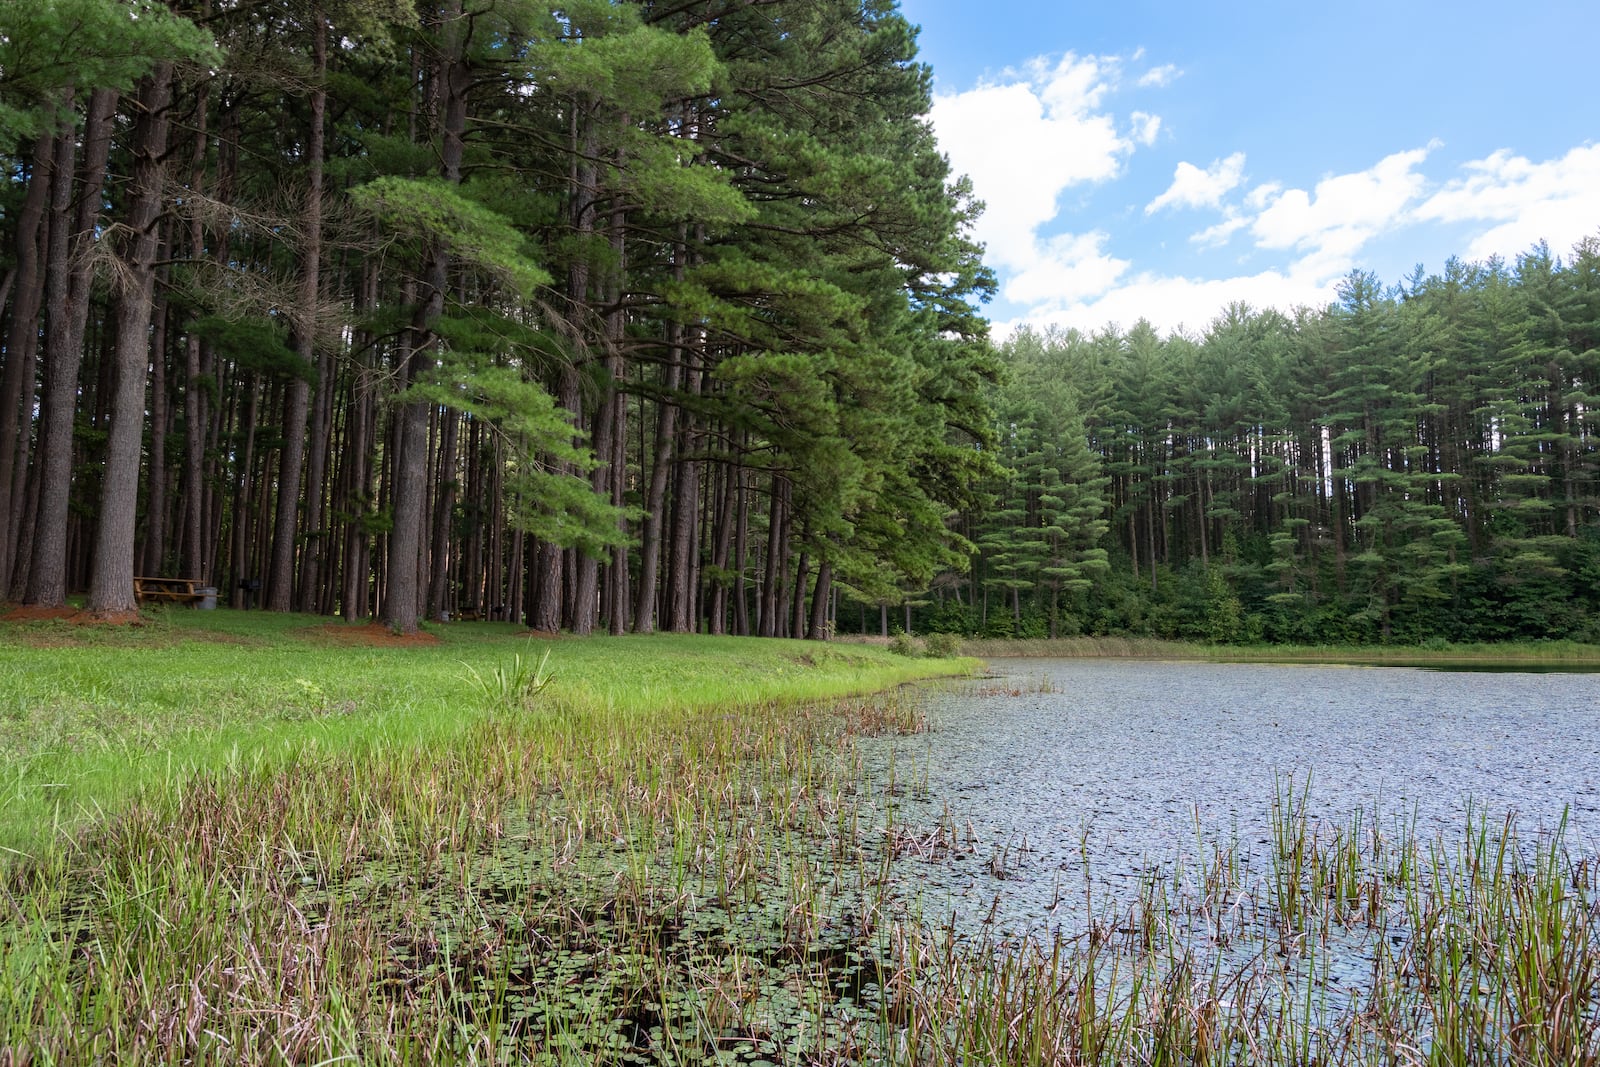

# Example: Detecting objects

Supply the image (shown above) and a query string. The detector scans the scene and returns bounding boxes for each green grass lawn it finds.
[0,608,971,859]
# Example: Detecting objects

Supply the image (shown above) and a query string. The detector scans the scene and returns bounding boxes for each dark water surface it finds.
[860,659,1600,939]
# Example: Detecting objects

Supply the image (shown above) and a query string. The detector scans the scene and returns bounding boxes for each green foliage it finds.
[463,645,553,713]
[187,315,310,381]
[0,0,217,141]
[922,631,961,658]
[349,177,550,296]
[936,238,1600,647]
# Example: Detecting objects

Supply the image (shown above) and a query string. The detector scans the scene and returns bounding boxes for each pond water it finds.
[857,659,1600,941]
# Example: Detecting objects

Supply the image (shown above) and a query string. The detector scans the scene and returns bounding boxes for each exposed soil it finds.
[0,604,143,626]
[301,622,443,647]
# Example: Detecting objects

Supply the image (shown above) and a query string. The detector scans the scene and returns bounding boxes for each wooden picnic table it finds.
[134,576,206,604]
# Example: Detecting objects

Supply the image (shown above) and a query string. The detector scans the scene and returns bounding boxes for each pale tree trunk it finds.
[141,275,169,575]
[90,66,174,614]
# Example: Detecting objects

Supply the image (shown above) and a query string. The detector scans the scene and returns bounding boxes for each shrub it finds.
[922,632,961,658]
[887,633,917,657]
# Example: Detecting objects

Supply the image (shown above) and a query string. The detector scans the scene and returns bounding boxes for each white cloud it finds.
[930,52,1146,273]
[1247,146,1434,278]
[1138,63,1179,88]
[995,269,1338,338]
[1251,147,1432,249]
[1414,143,1600,261]
[1003,231,1130,305]
[1147,152,1247,214]
[1130,110,1162,147]
[1191,213,1250,248]
[1244,182,1281,210]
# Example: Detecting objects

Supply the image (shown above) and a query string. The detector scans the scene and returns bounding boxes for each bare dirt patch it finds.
[301,622,443,647]
[1,604,144,626]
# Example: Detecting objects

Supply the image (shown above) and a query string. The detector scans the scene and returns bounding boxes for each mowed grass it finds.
[0,609,972,859]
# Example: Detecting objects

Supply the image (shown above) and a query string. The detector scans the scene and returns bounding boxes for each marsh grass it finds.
[1,612,1596,1063]
[463,644,555,714]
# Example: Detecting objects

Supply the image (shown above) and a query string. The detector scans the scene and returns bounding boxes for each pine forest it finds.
[1,0,1596,646]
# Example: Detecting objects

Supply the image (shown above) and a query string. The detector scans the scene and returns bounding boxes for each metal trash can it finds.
[198,586,218,610]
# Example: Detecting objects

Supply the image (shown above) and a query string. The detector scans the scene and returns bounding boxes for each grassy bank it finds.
[0,608,972,859]
[3,610,1596,1062]
[954,634,1600,666]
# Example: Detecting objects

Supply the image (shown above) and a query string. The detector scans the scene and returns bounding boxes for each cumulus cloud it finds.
[1191,213,1250,248]
[931,52,1600,344]
[1130,110,1162,147]
[1247,146,1434,277]
[995,269,1338,338]
[1138,63,1180,88]
[1003,231,1130,306]
[1413,144,1600,261]
[1147,152,1247,214]
[930,53,1137,270]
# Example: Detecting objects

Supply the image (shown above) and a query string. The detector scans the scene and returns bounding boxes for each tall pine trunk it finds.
[269,13,327,612]
[90,67,174,614]
[27,90,118,606]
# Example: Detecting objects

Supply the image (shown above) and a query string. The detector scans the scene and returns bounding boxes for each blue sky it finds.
[900,0,1600,336]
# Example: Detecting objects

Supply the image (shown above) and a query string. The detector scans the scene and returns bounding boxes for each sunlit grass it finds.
[0,609,972,858]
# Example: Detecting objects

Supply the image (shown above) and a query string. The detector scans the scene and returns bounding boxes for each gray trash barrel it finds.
[197,586,218,610]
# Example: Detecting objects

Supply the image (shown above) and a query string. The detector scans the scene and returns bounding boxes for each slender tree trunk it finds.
[229,375,262,607]
[0,137,51,591]
[269,17,326,612]
[426,409,458,619]
[634,325,683,632]
[297,340,334,611]
[759,479,783,636]
[732,460,749,636]
[707,449,736,635]
[340,361,374,620]
[141,273,170,576]
[666,335,703,632]
[789,550,808,638]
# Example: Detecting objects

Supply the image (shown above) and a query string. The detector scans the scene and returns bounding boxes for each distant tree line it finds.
[921,244,1600,645]
[0,0,995,636]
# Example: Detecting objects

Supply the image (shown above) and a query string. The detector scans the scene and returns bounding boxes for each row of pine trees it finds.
[5,3,1596,646]
[949,248,1600,645]
[0,0,995,635]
